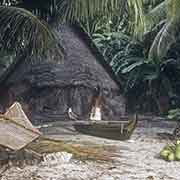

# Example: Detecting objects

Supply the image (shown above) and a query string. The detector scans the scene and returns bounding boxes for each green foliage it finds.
[93,32,131,63]
[56,0,123,23]
[168,108,180,120]
[93,28,180,113]
[0,0,134,56]
[0,6,57,56]
[118,57,180,113]
[0,0,124,22]
[90,0,180,114]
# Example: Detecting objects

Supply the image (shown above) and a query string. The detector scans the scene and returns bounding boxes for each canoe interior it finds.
[73,119,137,141]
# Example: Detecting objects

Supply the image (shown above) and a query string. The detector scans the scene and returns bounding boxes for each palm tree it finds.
[0,0,125,84]
[0,0,153,55]
[122,0,180,60]
[0,0,123,54]
[2,0,166,54]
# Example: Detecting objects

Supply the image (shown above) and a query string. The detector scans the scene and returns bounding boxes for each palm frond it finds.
[127,0,146,39]
[0,0,148,40]
[0,6,61,56]
[145,0,169,31]
[148,0,180,59]
[167,0,180,21]
[56,0,123,23]
[0,0,20,6]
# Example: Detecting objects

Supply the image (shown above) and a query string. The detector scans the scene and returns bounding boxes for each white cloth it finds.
[90,107,102,121]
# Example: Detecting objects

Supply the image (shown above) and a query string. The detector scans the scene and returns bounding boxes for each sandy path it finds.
[1,119,180,180]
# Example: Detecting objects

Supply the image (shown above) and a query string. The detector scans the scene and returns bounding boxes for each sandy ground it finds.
[1,119,180,180]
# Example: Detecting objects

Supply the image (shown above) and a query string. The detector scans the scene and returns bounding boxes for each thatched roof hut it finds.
[0,24,126,123]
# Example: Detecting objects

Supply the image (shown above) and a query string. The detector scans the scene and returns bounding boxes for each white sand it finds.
[1,122,180,180]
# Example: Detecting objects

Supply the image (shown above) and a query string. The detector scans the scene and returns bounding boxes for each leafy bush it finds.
[94,31,180,114]
[168,109,180,121]
[93,32,131,63]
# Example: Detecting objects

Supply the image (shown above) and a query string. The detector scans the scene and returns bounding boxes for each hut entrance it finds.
[90,86,103,121]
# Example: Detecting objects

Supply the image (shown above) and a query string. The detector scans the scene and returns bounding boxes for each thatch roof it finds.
[6,24,120,92]
[55,24,121,90]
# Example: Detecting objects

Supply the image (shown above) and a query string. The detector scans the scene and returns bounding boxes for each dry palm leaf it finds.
[26,137,118,162]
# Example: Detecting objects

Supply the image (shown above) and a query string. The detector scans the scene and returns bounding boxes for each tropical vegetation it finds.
[92,0,180,114]
[0,0,180,114]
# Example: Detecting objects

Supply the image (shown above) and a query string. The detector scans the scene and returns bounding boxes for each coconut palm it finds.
[0,0,125,84]
[124,0,180,60]
[2,0,178,57]
[0,0,130,56]
[0,0,149,55]
[3,0,167,56]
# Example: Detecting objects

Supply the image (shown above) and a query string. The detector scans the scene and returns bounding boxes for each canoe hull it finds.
[73,119,137,140]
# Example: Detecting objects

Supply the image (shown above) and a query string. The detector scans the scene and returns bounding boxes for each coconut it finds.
[160,149,171,160]
[175,144,180,160]
[167,152,175,161]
